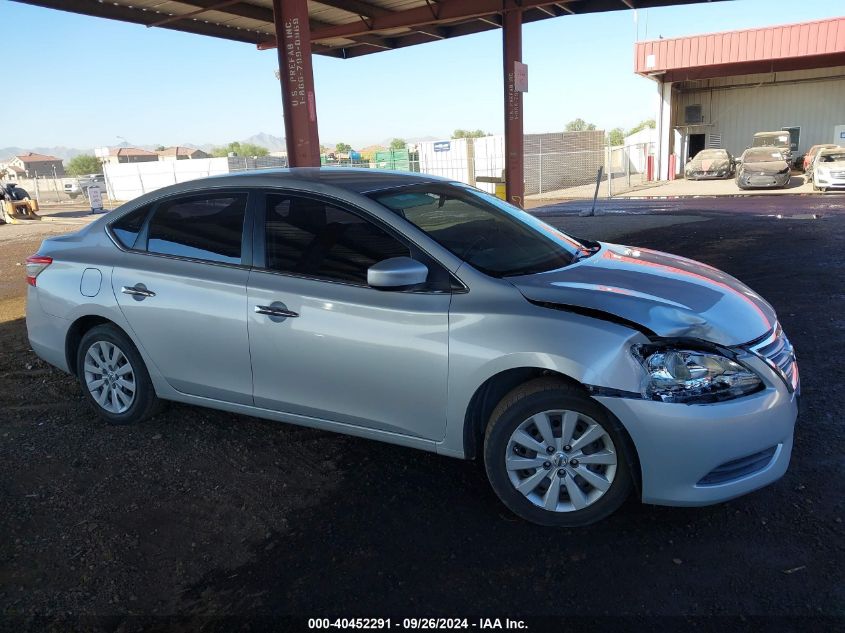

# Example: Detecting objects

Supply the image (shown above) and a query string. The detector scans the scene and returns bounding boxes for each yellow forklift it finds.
[0,182,40,224]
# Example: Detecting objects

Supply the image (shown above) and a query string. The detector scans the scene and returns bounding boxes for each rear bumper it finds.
[595,379,798,506]
[26,287,70,373]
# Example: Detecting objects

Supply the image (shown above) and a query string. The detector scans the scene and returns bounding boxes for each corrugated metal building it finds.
[635,17,845,179]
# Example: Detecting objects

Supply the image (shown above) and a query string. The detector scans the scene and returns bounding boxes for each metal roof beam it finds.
[258,0,567,49]
[314,0,390,19]
[174,0,274,23]
[316,0,449,41]
[147,0,241,28]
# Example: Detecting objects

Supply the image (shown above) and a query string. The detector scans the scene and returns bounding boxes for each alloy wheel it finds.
[83,341,136,414]
[505,409,618,512]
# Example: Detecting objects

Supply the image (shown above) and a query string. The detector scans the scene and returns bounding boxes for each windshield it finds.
[752,134,789,148]
[743,149,784,162]
[694,150,726,160]
[820,152,845,163]
[370,184,586,277]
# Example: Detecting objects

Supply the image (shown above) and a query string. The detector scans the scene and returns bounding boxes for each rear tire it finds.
[76,324,161,425]
[483,378,633,527]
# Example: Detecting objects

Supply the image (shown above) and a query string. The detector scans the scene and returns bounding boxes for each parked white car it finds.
[812,147,845,192]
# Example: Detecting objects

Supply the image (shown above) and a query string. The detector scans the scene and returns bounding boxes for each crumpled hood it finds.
[741,160,788,174]
[509,243,776,346]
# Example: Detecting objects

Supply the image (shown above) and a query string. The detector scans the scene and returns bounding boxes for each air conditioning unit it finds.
[684,105,703,124]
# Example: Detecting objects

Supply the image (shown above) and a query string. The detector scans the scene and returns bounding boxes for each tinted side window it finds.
[147,194,247,264]
[265,195,409,284]
[111,205,150,249]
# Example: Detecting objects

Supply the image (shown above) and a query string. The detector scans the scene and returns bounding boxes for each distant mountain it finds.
[242,132,286,152]
[0,146,94,162]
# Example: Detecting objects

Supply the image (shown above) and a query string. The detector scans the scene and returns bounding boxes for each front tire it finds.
[76,324,161,425]
[483,378,633,527]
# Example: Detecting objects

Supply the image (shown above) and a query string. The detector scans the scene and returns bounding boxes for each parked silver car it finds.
[25,169,799,526]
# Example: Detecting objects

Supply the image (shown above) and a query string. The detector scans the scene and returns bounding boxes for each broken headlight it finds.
[633,345,763,403]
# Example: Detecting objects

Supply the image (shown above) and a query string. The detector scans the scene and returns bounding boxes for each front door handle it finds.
[121,284,156,299]
[255,304,299,319]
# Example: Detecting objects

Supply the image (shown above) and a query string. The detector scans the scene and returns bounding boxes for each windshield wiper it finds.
[572,245,600,262]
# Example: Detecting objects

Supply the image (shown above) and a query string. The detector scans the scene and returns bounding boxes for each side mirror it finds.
[367,257,428,290]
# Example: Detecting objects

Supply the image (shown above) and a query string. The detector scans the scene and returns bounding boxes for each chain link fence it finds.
[78,135,658,204]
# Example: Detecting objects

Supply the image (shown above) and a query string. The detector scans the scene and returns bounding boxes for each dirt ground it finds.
[1,198,843,629]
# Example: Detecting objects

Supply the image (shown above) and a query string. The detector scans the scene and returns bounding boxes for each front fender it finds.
[438,290,648,458]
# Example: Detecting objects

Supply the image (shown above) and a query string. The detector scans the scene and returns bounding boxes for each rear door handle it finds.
[254,304,299,319]
[121,284,156,299]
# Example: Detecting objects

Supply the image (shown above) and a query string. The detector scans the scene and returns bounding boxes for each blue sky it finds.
[2,0,843,149]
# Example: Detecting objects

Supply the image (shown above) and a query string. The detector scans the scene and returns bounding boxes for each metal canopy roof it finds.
[14,0,727,59]
[635,16,845,81]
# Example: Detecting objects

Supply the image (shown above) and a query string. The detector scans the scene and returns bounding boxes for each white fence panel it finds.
[104,157,230,201]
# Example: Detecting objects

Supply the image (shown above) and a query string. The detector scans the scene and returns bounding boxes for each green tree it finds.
[155,145,165,151]
[452,129,488,139]
[335,142,352,153]
[212,141,269,157]
[66,154,101,176]
[565,118,597,132]
[389,138,407,150]
[626,119,656,136]
[607,128,625,147]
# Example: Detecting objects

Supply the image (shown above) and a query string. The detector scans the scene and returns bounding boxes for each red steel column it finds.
[273,0,320,167]
[503,8,524,208]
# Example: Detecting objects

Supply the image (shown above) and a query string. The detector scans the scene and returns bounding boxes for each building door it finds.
[688,134,706,160]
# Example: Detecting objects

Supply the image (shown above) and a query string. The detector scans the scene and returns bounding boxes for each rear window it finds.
[146,194,247,264]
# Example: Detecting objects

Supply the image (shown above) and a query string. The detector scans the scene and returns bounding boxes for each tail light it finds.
[25,255,53,287]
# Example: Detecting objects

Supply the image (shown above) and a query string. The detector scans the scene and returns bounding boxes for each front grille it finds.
[830,170,845,178]
[749,176,777,186]
[697,446,778,486]
[751,324,798,392]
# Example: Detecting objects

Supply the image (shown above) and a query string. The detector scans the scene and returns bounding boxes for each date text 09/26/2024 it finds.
[308,618,528,630]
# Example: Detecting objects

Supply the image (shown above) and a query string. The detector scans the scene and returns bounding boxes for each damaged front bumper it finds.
[595,353,798,506]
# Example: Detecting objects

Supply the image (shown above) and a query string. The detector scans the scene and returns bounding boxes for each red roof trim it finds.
[635,16,845,77]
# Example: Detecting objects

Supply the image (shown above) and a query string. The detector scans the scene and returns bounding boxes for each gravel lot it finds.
[1,197,843,628]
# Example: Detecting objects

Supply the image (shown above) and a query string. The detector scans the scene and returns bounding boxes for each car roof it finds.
[819,147,845,156]
[189,168,450,194]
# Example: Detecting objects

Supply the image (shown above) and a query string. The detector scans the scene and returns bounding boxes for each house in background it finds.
[1,152,65,178]
[97,147,159,165]
[157,146,210,161]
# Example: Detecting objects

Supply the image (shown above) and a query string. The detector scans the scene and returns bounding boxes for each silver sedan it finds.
[25,169,799,526]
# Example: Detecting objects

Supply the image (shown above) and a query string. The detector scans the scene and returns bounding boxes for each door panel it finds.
[113,254,253,404]
[248,271,450,440]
